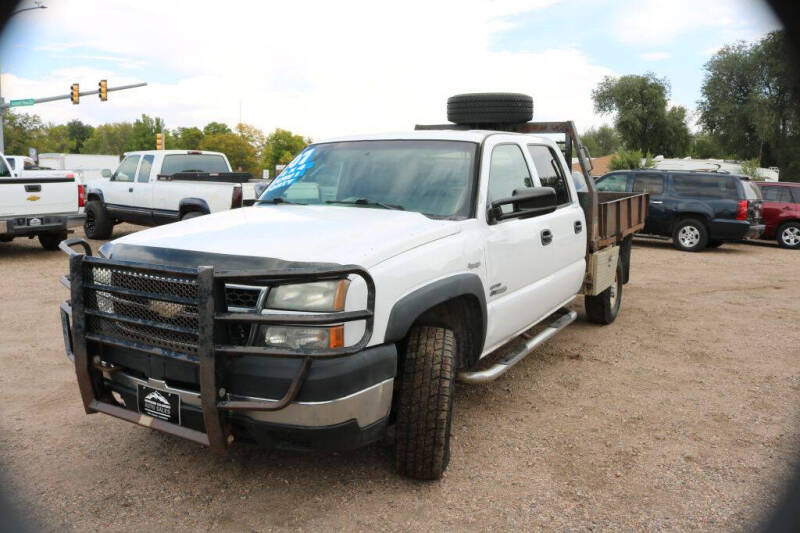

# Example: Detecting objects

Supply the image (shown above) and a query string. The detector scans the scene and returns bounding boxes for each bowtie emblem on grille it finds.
[148,299,182,319]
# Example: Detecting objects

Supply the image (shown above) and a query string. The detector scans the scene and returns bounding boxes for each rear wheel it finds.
[777,222,800,249]
[672,218,708,252]
[585,259,623,325]
[394,326,456,480]
[38,231,67,251]
[84,200,113,240]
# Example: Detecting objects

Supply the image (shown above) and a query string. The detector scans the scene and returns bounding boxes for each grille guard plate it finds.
[58,238,375,453]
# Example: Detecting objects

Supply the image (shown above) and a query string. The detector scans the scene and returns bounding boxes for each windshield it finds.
[261,140,477,218]
[161,154,229,175]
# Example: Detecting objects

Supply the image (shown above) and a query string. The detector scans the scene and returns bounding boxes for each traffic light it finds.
[70,83,79,105]
[156,133,163,150]
[98,80,107,101]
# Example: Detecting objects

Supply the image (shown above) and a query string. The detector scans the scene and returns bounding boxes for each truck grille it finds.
[83,265,262,355]
[84,264,201,355]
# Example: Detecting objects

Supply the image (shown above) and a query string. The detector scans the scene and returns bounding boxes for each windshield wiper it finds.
[326,198,404,210]
[256,197,306,206]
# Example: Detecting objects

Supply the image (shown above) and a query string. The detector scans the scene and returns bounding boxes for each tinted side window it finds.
[672,174,737,200]
[633,174,664,194]
[0,157,10,177]
[760,186,779,201]
[527,145,570,205]
[137,155,154,183]
[6,158,14,170]
[792,188,800,204]
[596,173,629,192]
[488,144,532,206]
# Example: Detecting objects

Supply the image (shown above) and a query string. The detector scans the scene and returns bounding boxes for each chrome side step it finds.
[457,309,578,384]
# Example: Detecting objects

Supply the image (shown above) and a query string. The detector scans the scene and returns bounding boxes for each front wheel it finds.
[38,231,67,251]
[84,200,113,240]
[394,326,456,480]
[585,259,623,325]
[777,222,800,249]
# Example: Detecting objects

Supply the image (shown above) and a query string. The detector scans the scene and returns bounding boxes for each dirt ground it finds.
[1,225,799,532]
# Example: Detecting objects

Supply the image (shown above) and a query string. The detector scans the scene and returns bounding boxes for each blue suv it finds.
[595,170,764,252]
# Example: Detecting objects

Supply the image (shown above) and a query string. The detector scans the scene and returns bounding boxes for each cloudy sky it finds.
[0,0,781,140]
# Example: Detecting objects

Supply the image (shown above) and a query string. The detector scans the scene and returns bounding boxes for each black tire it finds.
[707,240,724,248]
[447,93,533,125]
[38,231,67,251]
[585,259,623,325]
[776,221,800,249]
[672,218,708,252]
[84,200,113,240]
[394,326,456,480]
[180,211,204,221]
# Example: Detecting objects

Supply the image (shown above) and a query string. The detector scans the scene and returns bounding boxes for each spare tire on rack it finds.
[447,93,533,125]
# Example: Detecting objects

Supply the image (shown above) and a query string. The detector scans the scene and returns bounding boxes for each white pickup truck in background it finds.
[0,153,85,250]
[83,149,263,239]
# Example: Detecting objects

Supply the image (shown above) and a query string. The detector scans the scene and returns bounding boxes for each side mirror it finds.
[101,168,112,178]
[488,187,558,223]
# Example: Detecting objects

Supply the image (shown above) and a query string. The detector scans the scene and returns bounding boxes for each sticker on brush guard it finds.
[264,148,316,199]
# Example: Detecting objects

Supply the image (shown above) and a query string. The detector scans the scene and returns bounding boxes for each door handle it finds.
[128,187,134,192]
[541,229,553,246]
[574,220,582,234]
[650,200,663,204]
[25,184,41,192]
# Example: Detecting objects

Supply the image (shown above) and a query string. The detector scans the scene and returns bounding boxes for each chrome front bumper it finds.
[108,371,393,429]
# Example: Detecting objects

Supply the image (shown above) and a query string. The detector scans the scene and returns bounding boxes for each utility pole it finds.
[0,81,147,153]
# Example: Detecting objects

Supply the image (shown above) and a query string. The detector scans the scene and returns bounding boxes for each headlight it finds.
[265,280,349,312]
[260,325,344,350]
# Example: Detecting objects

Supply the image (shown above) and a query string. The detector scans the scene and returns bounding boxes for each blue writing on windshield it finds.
[263,147,316,199]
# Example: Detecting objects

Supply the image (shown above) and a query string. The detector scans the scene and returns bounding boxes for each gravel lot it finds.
[1,225,799,531]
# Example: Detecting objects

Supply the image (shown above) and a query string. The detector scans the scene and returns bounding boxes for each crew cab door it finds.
[132,154,155,220]
[481,140,585,353]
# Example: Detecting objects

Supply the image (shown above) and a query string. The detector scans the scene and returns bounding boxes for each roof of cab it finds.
[122,149,225,156]
[316,129,552,145]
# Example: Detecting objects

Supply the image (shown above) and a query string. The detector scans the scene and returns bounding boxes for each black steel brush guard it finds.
[58,238,375,452]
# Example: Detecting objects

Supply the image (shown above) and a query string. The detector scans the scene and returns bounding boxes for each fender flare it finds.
[86,188,105,203]
[179,198,210,218]
[384,273,487,348]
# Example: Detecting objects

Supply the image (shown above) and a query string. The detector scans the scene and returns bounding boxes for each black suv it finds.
[595,170,764,251]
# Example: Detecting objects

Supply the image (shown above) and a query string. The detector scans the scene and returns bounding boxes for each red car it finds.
[756,182,800,249]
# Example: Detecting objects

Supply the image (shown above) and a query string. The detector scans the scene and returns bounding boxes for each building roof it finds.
[572,154,614,177]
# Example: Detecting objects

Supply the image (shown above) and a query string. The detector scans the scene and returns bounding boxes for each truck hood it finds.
[108,204,461,269]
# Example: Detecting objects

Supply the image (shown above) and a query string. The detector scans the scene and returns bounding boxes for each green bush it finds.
[740,158,760,179]
[610,149,644,170]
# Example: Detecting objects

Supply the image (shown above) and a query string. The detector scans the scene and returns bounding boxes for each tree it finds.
[581,125,620,156]
[124,114,166,152]
[2,110,46,155]
[198,133,257,173]
[66,120,94,154]
[698,30,800,180]
[262,128,310,176]
[203,121,231,136]
[171,127,204,150]
[592,73,690,157]
[80,123,135,155]
[38,124,73,153]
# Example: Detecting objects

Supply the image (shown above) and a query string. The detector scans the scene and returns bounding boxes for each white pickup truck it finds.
[83,150,261,239]
[1,153,85,250]
[58,94,647,479]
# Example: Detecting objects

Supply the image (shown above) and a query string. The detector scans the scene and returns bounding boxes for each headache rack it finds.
[58,238,375,453]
